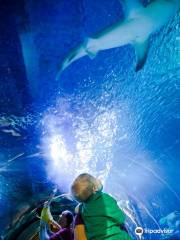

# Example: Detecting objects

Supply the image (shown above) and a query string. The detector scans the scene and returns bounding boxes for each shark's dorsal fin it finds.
[119,0,144,18]
[133,38,149,72]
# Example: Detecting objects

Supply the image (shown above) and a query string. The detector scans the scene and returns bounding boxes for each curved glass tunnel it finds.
[3,195,77,240]
[0,0,179,239]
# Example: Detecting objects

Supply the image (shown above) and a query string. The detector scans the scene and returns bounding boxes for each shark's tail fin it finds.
[55,42,89,80]
[55,66,63,81]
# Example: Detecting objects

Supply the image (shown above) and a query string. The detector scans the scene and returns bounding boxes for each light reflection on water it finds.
[42,105,118,188]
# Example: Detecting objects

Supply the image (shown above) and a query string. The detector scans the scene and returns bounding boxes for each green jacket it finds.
[80,191,132,240]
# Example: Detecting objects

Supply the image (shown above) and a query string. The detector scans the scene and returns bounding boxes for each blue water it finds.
[0,0,179,239]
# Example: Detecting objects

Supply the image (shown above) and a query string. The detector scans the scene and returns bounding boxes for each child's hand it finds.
[43,201,49,208]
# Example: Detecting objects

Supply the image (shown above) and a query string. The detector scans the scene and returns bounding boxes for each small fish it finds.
[2,129,21,137]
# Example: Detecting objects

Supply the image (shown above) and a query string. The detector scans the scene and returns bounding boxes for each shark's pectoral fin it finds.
[86,49,98,59]
[84,37,98,59]
[134,38,149,72]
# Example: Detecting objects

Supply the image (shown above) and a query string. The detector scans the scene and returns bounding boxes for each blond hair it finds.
[71,173,102,202]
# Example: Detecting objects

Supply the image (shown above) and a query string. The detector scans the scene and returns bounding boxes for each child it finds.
[40,196,74,240]
[71,173,132,240]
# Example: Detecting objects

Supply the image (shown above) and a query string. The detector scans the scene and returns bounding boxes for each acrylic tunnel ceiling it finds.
[0,0,180,239]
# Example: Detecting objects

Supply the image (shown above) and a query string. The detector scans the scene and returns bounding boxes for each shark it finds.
[56,0,179,80]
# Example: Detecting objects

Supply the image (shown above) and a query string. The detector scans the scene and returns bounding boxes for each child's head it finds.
[58,210,73,228]
[71,173,103,202]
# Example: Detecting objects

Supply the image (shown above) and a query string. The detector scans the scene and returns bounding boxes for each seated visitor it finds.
[40,199,74,240]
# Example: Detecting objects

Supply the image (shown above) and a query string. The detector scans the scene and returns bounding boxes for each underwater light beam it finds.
[50,135,72,167]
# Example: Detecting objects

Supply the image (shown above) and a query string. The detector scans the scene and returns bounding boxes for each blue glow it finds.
[0,1,179,239]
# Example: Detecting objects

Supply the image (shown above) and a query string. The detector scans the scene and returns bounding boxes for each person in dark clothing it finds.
[40,201,74,240]
[49,210,74,240]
